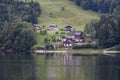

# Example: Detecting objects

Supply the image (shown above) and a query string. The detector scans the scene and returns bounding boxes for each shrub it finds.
[31,45,41,50]
[72,44,99,50]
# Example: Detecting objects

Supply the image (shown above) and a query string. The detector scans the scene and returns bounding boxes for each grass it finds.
[35,0,99,31]
[35,30,69,45]
[34,0,99,45]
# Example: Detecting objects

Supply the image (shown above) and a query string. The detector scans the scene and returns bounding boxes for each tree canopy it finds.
[0,0,41,52]
[84,6,120,48]
[71,0,120,13]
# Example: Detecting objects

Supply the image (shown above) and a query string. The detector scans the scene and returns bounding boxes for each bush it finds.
[40,30,47,35]
[55,32,59,34]
[45,44,54,50]
[72,44,99,50]
[31,45,41,50]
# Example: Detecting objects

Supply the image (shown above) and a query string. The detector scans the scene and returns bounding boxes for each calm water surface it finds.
[0,53,120,80]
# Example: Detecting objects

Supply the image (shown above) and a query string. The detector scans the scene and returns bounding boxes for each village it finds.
[32,24,98,50]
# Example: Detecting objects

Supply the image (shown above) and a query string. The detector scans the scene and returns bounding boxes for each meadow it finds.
[34,0,99,45]
[35,0,99,31]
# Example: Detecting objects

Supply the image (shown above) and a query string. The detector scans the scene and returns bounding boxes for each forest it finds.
[0,0,41,51]
[84,6,120,48]
[70,0,120,13]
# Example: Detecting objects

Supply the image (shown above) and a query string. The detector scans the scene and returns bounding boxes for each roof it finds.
[65,25,72,28]
[49,24,57,27]
[70,31,83,35]
[62,36,74,39]
[33,24,40,27]
[63,40,73,44]
[65,36,74,39]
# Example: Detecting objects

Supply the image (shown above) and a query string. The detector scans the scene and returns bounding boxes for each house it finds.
[64,25,73,31]
[57,37,67,42]
[63,40,73,47]
[85,34,91,37]
[70,31,83,39]
[75,38,84,42]
[65,36,74,40]
[48,24,58,31]
[59,36,74,42]
[33,24,41,30]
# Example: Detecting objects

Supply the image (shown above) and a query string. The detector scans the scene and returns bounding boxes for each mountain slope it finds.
[35,0,99,30]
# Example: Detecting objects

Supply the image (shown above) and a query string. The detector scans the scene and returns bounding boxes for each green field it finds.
[35,0,99,31]
[34,0,99,45]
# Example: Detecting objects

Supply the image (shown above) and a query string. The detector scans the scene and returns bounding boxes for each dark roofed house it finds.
[65,36,74,40]
[64,25,73,31]
[70,31,83,35]
[70,31,83,39]
[59,36,74,42]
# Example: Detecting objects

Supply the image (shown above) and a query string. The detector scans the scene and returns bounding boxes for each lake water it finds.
[0,53,120,80]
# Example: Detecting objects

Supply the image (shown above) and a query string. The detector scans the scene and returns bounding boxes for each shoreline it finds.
[33,50,120,54]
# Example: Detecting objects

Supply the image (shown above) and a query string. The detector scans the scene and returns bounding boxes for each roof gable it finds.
[70,31,83,35]
[65,25,72,28]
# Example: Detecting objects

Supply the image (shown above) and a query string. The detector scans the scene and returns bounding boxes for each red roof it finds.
[63,40,73,44]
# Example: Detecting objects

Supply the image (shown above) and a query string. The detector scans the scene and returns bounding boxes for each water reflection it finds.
[0,54,35,80]
[0,53,120,80]
[95,55,120,80]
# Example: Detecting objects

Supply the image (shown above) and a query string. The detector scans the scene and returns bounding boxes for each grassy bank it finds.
[105,44,120,51]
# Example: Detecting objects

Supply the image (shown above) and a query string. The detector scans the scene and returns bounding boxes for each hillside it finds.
[35,0,99,31]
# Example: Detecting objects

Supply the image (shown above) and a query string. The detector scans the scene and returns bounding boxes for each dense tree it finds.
[84,7,120,48]
[11,21,36,51]
[71,0,120,13]
[0,20,36,51]
[0,0,41,52]
[84,20,97,39]
[0,0,41,24]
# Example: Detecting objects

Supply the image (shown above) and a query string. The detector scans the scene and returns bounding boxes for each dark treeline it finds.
[70,0,120,13]
[0,0,41,52]
[84,6,120,48]
[0,0,41,24]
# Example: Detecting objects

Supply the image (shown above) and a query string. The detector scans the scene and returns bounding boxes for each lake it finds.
[0,53,120,80]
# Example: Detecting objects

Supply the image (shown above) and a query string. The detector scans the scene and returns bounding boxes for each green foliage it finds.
[109,44,120,51]
[92,7,120,48]
[72,44,100,50]
[40,30,47,35]
[45,44,54,50]
[72,0,120,13]
[61,7,65,11]
[85,38,93,43]
[84,20,97,39]
[12,22,36,51]
[0,21,36,51]
[31,45,42,50]
[0,0,41,52]
[0,0,41,24]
